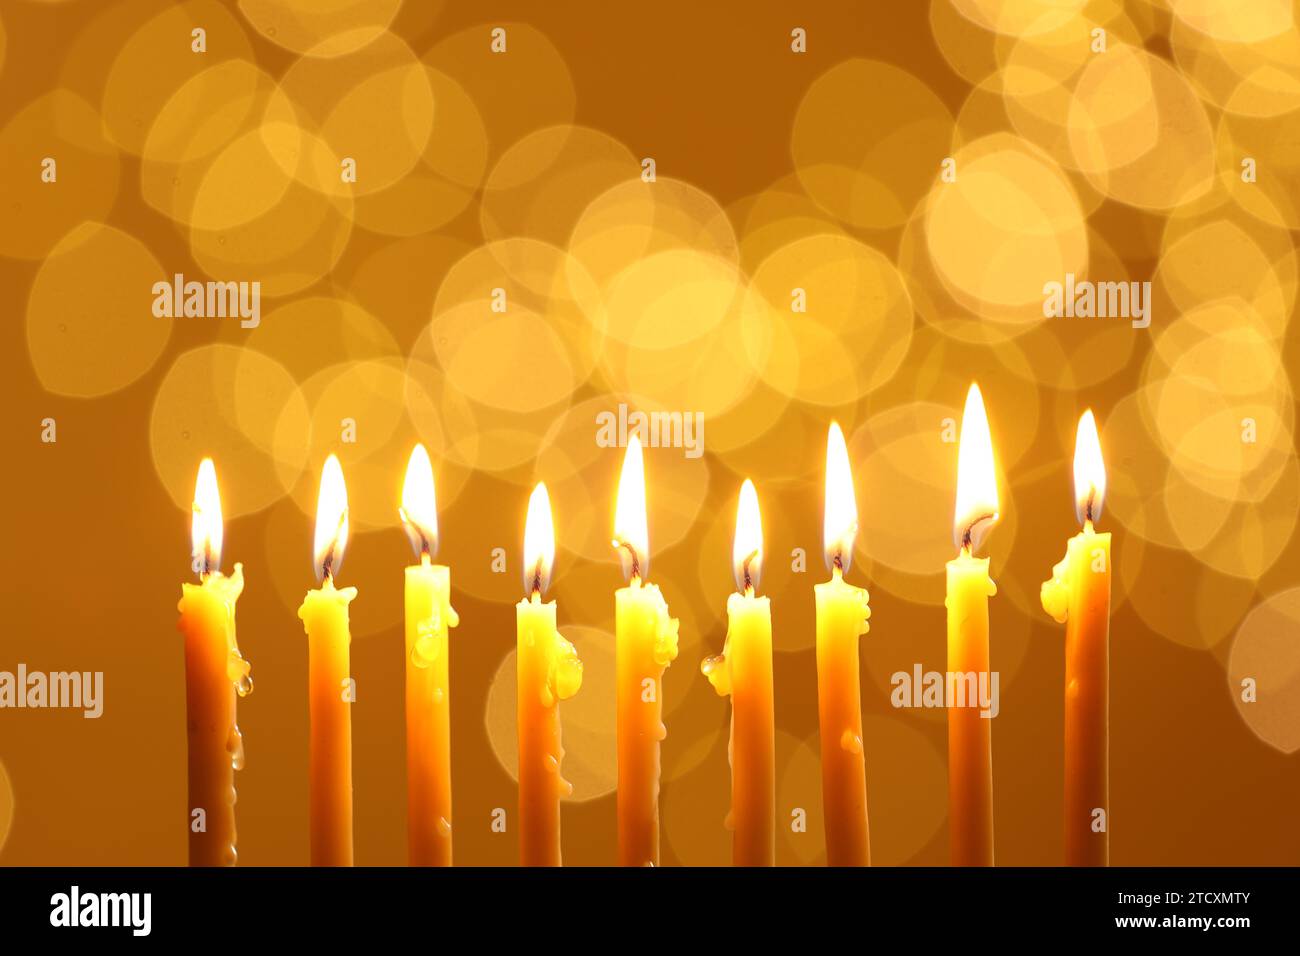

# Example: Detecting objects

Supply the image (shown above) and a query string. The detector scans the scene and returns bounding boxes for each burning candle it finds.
[702,479,775,866]
[814,423,872,866]
[401,444,460,866]
[947,383,999,867]
[1041,410,1110,866]
[612,436,680,867]
[177,459,252,866]
[517,483,583,866]
[298,454,356,866]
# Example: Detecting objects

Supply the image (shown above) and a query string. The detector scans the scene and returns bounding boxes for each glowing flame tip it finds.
[732,479,763,594]
[400,443,438,560]
[191,457,223,577]
[953,383,1000,553]
[613,436,648,582]
[823,422,858,573]
[313,454,349,583]
[1073,409,1106,525]
[523,483,555,598]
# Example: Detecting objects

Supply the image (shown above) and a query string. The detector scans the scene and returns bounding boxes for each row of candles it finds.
[178,383,1111,867]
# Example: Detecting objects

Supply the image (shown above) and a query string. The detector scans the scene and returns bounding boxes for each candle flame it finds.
[523,482,555,598]
[953,383,999,554]
[400,443,439,560]
[313,454,350,583]
[823,422,858,573]
[1073,409,1106,526]
[732,479,764,595]
[191,458,223,577]
[613,435,649,582]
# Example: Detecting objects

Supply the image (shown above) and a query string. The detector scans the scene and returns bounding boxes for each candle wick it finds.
[742,548,759,596]
[612,537,640,582]
[401,507,436,562]
[192,501,218,579]
[1084,489,1096,525]
[961,512,997,554]
[318,506,349,582]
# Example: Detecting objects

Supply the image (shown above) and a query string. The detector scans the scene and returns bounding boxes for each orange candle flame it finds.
[313,454,350,583]
[953,383,999,554]
[191,458,224,578]
[400,443,439,561]
[523,482,555,598]
[1073,409,1106,527]
[612,435,649,583]
[732,479,764,596]
[823,422,858,573]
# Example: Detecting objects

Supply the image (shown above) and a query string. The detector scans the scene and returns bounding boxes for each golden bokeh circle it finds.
[424,22,576,165]
[278,30,435,197]
[950,0,1088,37]
[1217,97,1300,231]
[1158,212,1296,340]
[236,0,403,58]
[481,125,637,247]
[746,232,914,406]
[350,66,489,236]
[484,627,616,803]
[1170,11,1300,119]
[793,58,954,230]
[141,60,306,232]
[102,0,255,155]
[26,223,170,398]
[593,250,768,421]
[227,295,399,382]
[924,132,1088,324]
[1169,0,1295,44]
[929,0,1001,88]
[1228,587,1300,754]
[570,177,740,298]
[150,344,309,518]
[188,121,354,297]
[431,238,602,394]
[0,91,120,260]
[1076,48,1215,210]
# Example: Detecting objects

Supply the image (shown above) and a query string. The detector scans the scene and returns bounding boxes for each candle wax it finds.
[814,567,872,866]
[516,594,582,866]
[178,564,251,867]
[405,558,459,866]
[704,590,775,866]
[615,578,679,866]
[299,578,357,866]
[1042,524,1111,866]
[946,550,996,867]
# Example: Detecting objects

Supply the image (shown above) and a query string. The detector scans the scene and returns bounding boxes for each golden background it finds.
[0,0,1298,865]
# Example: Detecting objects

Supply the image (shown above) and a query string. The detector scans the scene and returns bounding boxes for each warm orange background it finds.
[0,0,1297,866]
